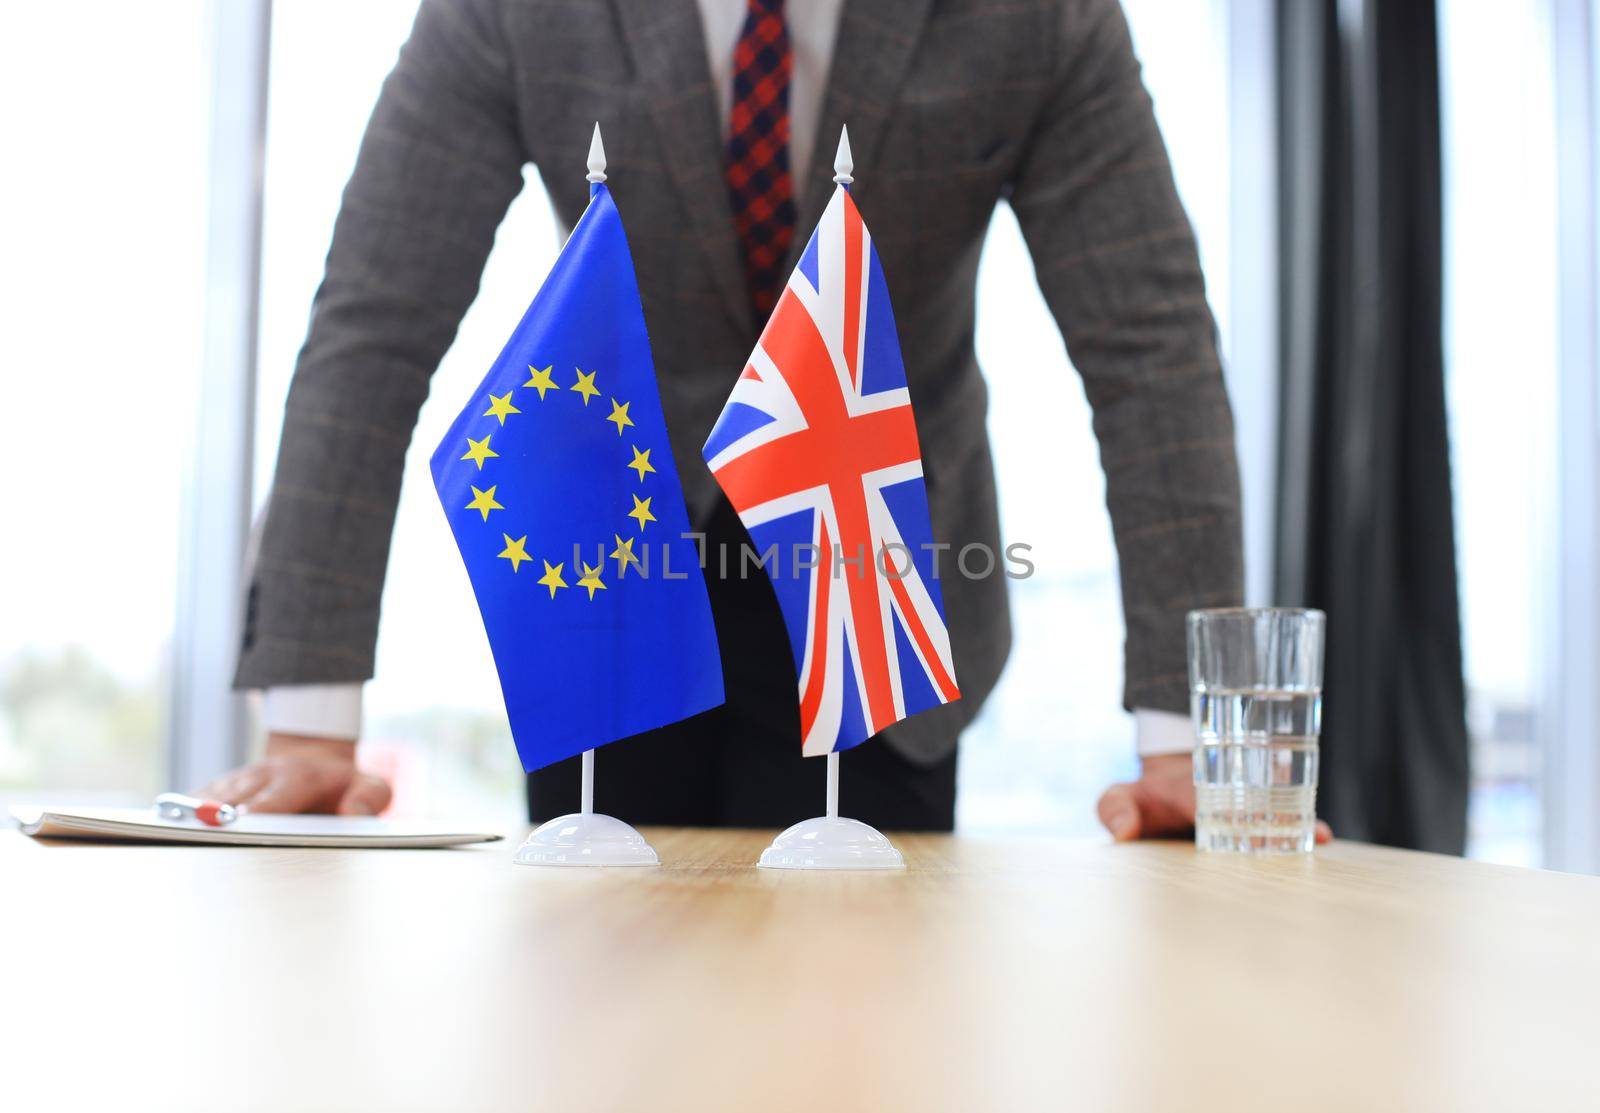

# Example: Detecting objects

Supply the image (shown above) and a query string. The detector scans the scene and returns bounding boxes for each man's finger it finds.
[1097,783,1141,841]
[240,773,313,815]
[1125,776,1197,839]
[200,766,267,805]
[336,775,392,817]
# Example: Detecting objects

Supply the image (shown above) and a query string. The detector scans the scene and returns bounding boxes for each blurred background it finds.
[1,0,1595,871]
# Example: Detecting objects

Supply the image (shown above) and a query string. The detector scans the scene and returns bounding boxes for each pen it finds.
[154,792,238,827]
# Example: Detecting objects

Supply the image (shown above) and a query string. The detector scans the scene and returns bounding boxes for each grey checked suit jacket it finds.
[234,0,1245,764]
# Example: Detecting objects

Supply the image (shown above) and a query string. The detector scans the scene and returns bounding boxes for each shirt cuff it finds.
[1134,708,1193,758]
[262,684,364,741]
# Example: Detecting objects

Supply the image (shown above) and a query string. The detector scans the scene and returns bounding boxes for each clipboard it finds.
[10,805,504,849]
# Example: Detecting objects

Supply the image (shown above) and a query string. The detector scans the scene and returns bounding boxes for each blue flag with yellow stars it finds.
[430,182,723,772]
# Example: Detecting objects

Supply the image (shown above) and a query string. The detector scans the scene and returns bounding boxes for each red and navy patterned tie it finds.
[725,0,797,323]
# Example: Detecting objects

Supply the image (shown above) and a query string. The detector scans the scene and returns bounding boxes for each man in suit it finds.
[208,0,1253,839]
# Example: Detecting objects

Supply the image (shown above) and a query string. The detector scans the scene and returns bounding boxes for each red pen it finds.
[154,792,238,826]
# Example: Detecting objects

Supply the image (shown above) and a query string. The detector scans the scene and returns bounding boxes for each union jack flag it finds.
[704,185,961,756]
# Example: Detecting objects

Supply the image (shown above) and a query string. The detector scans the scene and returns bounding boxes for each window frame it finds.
[1546,0,1600,873]
[167,0,271,790]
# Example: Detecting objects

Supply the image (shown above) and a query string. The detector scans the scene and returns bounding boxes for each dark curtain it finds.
[1275,0,1470,852]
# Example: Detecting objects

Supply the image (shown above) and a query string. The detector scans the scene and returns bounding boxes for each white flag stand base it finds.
[513,812,659,866]
[757,752,906,871]
[513,749,659,867]
[757,815,905,870]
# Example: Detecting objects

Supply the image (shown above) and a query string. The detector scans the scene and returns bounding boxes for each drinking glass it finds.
[1188,608,1325,853]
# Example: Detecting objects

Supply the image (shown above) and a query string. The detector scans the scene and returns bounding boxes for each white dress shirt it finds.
[264,0,1193,759]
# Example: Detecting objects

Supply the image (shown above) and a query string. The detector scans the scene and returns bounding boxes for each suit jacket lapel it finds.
[615,0,755,336]
[787,0,934,276]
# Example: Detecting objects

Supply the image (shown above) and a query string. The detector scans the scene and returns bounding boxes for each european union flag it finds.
[430,179,723,772]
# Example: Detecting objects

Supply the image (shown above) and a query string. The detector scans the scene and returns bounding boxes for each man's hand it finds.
[197,734,393,816]
[1097,752,1333,843]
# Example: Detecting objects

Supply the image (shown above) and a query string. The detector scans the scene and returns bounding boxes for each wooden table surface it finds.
[4,827,1598,1112]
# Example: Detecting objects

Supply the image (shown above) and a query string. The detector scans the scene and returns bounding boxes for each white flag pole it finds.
[509,122,658,868]
[754,124,903,871]
[586,121,607,183]
[826,751,839,819]
[826,128,849,829]
[579,123,603,826]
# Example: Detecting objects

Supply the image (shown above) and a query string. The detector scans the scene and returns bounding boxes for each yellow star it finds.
[606,398,634,435]
[524,364,558,399]
[611,533,641,574]
[465,485,503,521]
[497,534,530,572]
[484,392,521,424]
[577,561,607,600]
[460,434,498,470]
[628,493,656,531]
[571,368,601,405]
[626,445,655,482]
[536,560,567,598]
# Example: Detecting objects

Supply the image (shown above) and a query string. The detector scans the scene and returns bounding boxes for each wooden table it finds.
[4,828,1598,1112]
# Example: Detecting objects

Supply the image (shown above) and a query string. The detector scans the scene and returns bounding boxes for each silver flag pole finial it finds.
[833,124,854,185]
[586,122,607,183]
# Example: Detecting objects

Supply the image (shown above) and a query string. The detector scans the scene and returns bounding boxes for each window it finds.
[0,2,208,803]
[254,1,1246,831]
[1438,0,1560,867]
[956,0,1238,832]
[14,2,1586,861]
[257,0,534,822]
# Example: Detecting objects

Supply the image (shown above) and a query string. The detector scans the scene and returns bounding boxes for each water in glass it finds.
[1193,687,1321,853]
